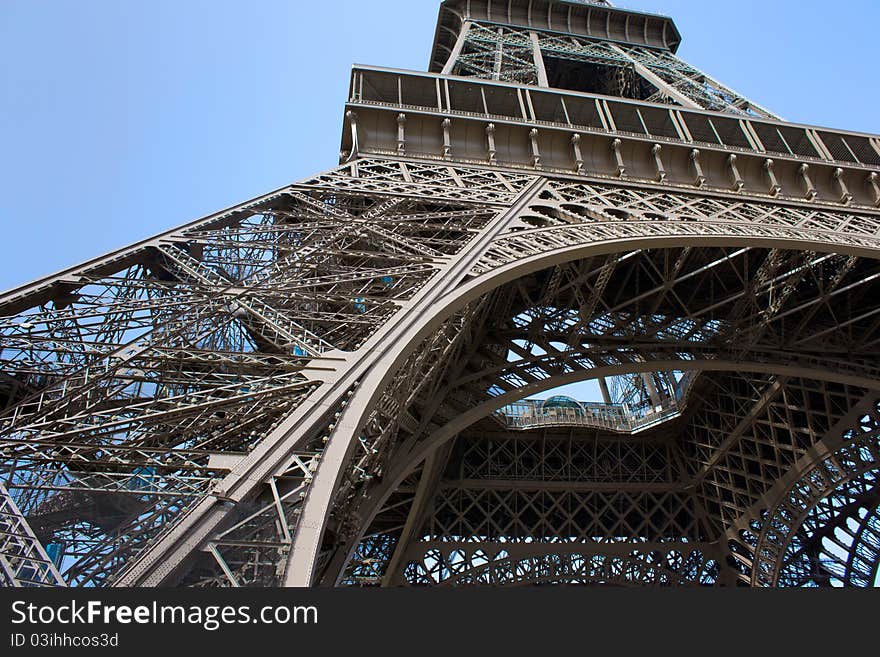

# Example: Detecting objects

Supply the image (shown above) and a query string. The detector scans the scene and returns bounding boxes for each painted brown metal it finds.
[2,1,879,588]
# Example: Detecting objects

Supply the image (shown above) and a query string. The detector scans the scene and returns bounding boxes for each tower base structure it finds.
[2,1,880,588]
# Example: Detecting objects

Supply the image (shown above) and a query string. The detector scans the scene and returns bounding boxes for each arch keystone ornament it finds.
[2,0,880,588]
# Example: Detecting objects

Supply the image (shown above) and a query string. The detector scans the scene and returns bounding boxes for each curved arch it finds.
[469,222,880,283]
[843,501,880,587]
[752,426,880,587]
[322,362,880,586]
[288,230,880,586]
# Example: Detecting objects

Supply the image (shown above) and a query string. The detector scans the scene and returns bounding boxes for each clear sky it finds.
[1,0,877,294]
[4,0,876,404]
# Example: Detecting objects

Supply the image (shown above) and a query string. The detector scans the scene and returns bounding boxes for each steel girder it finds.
[315,225,880,586]
[2,0,879,591]
[2,155,880,587]
[343,377,877,588]
[445,20,778,119]
[0,158,536,586]
[0,481,66,587]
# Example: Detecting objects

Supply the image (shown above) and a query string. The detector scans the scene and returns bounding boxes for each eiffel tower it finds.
[2,0,879,589]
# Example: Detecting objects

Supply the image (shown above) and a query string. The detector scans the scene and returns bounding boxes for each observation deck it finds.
[495,373,694,434]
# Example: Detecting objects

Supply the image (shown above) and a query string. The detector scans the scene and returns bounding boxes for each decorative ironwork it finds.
[1,0,878,588]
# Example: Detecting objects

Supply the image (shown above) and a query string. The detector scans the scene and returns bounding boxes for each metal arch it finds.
[281,211,880,586]
[360,374,876,587]
[4,175,879,587]
[841,500,880,587]
[310,365,879,587]
[2,1,880,589]
[748,416,880,587]
[284,224,880,585]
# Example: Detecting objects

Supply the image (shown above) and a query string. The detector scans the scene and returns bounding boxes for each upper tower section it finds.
[342,1,880,203]
[430,0,681,71]
[428,0,773,119]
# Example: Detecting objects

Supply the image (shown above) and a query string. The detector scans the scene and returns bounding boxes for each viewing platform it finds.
[496,393,682,434]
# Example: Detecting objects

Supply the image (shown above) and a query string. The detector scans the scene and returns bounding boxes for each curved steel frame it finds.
[285,224,880,586]
[2,0,880,589]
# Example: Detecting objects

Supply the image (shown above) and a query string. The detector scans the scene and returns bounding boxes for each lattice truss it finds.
[3,154,880,587]
[348,409,722,587]
[0,480,66,587]
[453,23,541,85]
[345,373,879,589]
[0,158,535,587]
[328,179,880,587]
[730,397,880,587]
[448,21,777,118]
[0,0,877,590]
[393,386,880,587]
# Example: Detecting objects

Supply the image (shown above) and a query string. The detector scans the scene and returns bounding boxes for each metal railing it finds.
[496,396,681,433]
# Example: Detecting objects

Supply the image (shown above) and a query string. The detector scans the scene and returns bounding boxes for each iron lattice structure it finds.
[2,0,880,588]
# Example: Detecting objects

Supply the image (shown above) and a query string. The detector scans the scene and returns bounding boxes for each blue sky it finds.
[3,0,876,404]
[1,0,877,294]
